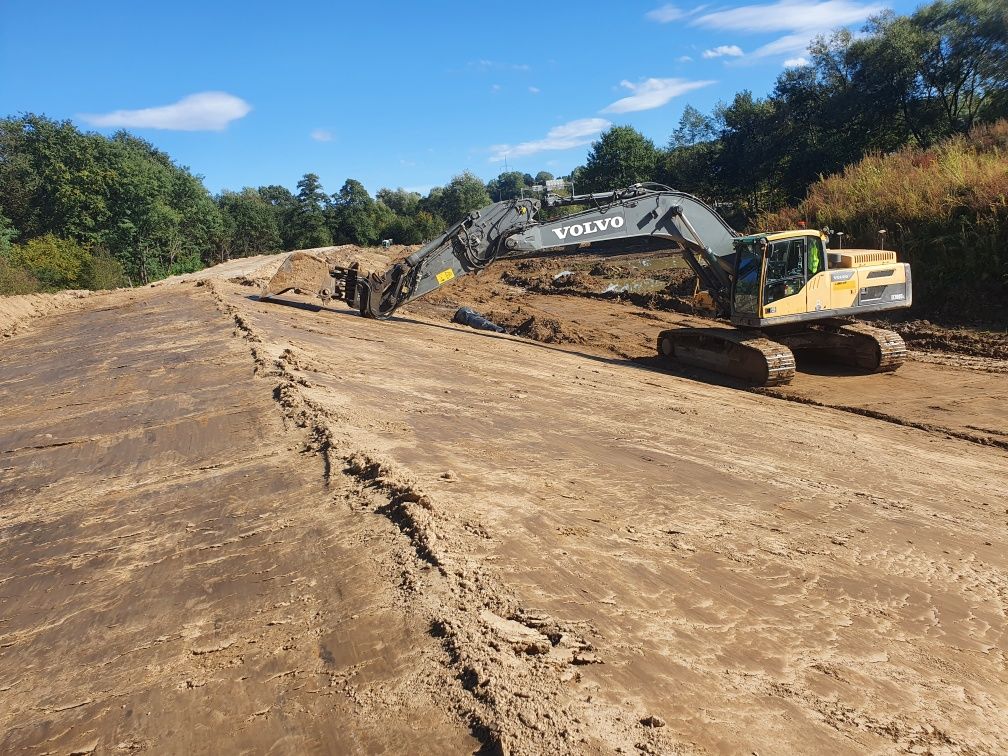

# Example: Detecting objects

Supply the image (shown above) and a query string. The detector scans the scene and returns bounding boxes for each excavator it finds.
[261,183,911,386]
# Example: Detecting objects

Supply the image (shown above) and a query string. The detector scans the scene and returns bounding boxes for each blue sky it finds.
[1,0,918,196]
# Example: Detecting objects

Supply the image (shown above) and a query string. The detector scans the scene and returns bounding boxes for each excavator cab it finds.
[728,230,911,328]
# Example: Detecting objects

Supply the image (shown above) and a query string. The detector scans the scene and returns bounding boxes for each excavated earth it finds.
[1,245,1007,755]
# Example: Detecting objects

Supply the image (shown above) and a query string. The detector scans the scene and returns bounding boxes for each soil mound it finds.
[512,314,584,344]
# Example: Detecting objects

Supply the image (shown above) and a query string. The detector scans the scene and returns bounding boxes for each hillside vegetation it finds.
[759,120,1008,322]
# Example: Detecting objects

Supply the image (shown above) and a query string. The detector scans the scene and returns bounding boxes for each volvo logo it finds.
[552,215,624,241]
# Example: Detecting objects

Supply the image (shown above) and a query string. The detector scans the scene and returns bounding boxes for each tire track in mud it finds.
[206,281,675,755]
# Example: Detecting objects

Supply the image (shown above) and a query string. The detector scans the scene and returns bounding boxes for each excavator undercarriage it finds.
[657,321,906,386]
[262,183,911,387]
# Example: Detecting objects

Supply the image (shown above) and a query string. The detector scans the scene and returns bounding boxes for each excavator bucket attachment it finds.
[261,252,332,300]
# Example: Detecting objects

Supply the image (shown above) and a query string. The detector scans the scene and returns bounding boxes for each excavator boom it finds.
[262,184,735,319]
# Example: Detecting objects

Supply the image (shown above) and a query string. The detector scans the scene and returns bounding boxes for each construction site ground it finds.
[1,245,1006,755]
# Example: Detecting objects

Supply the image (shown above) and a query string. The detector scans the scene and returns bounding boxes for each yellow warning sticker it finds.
[436,268,456,285]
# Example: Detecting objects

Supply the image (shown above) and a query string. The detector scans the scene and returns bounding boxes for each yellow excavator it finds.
[262,183,910,386]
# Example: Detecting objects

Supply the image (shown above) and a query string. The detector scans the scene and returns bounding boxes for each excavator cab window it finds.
[732,241,761,314]
[764,238,807,305]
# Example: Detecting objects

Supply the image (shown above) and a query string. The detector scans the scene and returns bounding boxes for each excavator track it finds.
[771,321,907,373]
[657,327,797,387]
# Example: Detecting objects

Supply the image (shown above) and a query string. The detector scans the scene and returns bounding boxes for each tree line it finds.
[1,0,1004,300]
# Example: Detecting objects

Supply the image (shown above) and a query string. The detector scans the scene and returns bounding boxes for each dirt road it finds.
[2,250,1006,754]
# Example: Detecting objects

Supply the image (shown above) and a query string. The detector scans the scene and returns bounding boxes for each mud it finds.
[2,247,1008,753]
[881,318,1008,361]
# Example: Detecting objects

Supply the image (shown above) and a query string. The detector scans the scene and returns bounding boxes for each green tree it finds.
[418,186,445,218]
[378,216,418,245]
[0,210,16,258]
[375,187,421,216]
[438,172,491,225]
[218,188,282,257]
[534,171,554,184]
[289,173,333,249]
[486,171,527,201]
[414,210,444,240]
[671,105,717,148]
[327,178,377,245]
[581,126,658,191]
[257,185,298,249]
[0,259,38,294]
[713,92,786,213]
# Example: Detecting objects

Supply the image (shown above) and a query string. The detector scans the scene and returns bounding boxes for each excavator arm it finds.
[261,184,740,319]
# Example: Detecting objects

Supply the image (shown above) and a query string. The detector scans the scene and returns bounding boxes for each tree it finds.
[671,105,717,148]
[713,91,784,213]
[581,126,658,192]
[257,185,298,249]
[290,173,332,249]
[534,171,555,184]
[218,188,282,257]
[0,210,16,258]
[328,178,378,245]
[851,1,1008,141]
[439,172,491,225]
[418,186,445,218]
[486,171,526,201]
[375,187,421,216]
[81,250,126,290]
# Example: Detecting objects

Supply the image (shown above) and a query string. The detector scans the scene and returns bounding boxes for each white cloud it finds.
[750,33,812,57]
[311,129,333,142]
[646,3,685,22]
[783,56,810,67]
[677,55,694,63]
[489,117,611,162]
[601,78,715,114]
[691,0,883,59]
[528,86,541,94]
[692,0,882,32]
[702,45,744,59]
[80,91,251,131]
[470,59,531,72]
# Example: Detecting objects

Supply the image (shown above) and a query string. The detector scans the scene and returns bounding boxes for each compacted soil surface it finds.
[1,246,1006,754]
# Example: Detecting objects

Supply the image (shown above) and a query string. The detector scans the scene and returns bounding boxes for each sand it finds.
[1,248,1006,754]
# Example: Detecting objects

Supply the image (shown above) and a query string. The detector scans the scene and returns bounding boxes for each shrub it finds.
[7,234,93,290]
[0,256,40,295]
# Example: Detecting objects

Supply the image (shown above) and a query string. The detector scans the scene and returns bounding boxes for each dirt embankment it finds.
[0,289,100,338]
